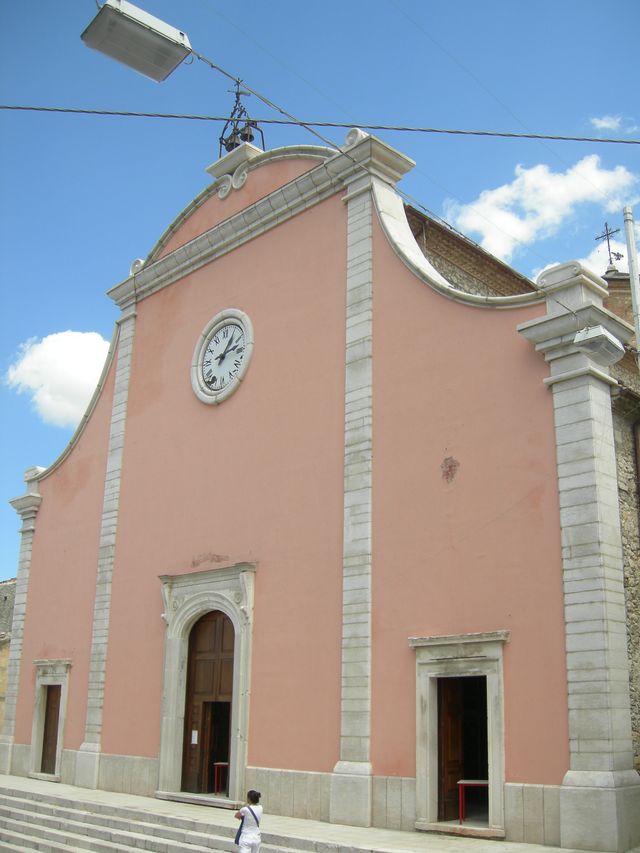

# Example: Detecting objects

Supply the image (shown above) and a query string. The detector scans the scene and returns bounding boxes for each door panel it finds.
[438,678,464,821]
[41,685,61,775]
[437,676,489,823]
[182,611,235,793]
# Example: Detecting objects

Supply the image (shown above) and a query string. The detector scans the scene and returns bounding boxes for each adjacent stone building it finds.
[3,131,639,852]
[0,579,16,733]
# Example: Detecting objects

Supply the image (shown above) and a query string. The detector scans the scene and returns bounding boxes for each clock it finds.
[191,308,254,404]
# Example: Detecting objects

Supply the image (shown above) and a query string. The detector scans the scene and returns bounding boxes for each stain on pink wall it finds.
[154,157,326,260]
[100,192,346,771]
[370,221,569,784]
[14,355,117,749]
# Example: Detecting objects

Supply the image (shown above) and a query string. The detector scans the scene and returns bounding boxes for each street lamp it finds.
[81,0,192,82]
[573,325,625,366]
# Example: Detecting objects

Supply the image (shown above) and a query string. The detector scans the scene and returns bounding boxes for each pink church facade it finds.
[3,131,639,851]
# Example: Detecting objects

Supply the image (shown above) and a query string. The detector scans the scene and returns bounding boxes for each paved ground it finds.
[0,773,614,853]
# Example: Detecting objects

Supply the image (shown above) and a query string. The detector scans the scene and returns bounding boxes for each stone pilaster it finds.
[0,468,44,774]
[76,309,136,789]
[518,262,640,852]
[329,131,414,827]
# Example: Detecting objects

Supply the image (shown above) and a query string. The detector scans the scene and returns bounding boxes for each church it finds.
[3,128,639,852]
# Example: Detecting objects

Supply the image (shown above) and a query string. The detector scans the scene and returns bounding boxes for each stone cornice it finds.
[517,303,634,351]
[108,134,416,311]
[372,180,544,309]
[148,144,333,264]
[9,492,42,520]
[537,260,609,301]
[408,630,511,649]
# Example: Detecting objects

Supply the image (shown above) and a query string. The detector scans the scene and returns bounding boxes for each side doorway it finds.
[181,611,234,794]
[437,676,488,823]
[410,631,508,835]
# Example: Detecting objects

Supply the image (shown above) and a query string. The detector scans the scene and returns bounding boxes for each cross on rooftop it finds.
[595,221,624,266]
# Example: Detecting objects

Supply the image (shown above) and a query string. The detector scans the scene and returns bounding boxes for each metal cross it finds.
[595,222,624,265]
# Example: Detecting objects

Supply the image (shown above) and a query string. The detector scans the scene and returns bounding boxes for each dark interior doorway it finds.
[437,676,488,823]
[181,611,234,794]
[41,684,61,774]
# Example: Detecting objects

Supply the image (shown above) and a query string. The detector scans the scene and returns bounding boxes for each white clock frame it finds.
[191,308,254,405]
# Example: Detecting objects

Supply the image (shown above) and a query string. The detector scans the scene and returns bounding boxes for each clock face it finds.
[191,309,254,405]
[202,321,247,392]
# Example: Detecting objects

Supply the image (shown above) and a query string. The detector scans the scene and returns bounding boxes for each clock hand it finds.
[216,332,236,364]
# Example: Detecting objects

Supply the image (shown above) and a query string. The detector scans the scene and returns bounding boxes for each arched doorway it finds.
[181,610,234,794]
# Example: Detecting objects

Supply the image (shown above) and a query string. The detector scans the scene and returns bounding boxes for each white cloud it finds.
[5,331,109,428]
[445,155,638,263]
[589,114,638,134]
[590,115,622,131]
[578,239,628,277]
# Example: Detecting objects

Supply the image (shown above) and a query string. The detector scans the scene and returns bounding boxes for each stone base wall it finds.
[9,743,29,777]
[245,767,561,843]
[372,775,416,830]
[244,767,331,823]
[505,783,561,847]
[98,753,159,797]
[6,746,158,798]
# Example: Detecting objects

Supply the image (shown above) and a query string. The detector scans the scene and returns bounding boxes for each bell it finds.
[240,123,255,143]
[223,129,241,152]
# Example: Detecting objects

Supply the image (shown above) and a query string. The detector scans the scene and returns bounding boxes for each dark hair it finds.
[247,790,261,804]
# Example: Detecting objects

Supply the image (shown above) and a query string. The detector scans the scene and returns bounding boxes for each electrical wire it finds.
[1,104,638,145]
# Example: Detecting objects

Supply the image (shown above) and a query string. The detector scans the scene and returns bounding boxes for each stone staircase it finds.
[0,784,317,853]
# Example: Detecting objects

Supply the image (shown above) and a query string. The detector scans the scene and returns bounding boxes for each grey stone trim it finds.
[76,309,137,790]
[340,177,374,766]
[329,173,375,828]
[157,564,255,804]
[409,631,509,836]
[0,475,43,774]
[518,262,640,852]
[328,137,415,829]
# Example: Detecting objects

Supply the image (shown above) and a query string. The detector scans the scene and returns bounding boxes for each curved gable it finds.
[149,145,332,262]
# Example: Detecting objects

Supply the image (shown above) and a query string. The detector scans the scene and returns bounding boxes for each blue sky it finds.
[0,0,638,580]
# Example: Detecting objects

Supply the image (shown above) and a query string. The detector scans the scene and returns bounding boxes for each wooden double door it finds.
[181,611,234,794]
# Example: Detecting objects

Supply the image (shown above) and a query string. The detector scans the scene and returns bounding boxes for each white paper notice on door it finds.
[191,730,198,745]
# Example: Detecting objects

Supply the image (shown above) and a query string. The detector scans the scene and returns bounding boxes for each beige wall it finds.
[371,221,569,784]
[100,189,347,769]
[13,359,117,750]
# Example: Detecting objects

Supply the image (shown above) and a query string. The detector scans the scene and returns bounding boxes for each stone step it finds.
[0,818,141,853]
[0,797,235,850]
[0,785,225,833]
[0,805,231,853]
[0,811,212,853]
[0,789,316,853]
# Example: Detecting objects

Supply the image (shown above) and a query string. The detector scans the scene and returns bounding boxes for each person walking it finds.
[235,790,262,853]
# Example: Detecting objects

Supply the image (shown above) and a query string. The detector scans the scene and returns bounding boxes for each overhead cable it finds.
[1,104,638,146]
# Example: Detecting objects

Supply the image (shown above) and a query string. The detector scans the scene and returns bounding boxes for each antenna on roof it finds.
[218,81,265,157]
[595,221,624,266]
